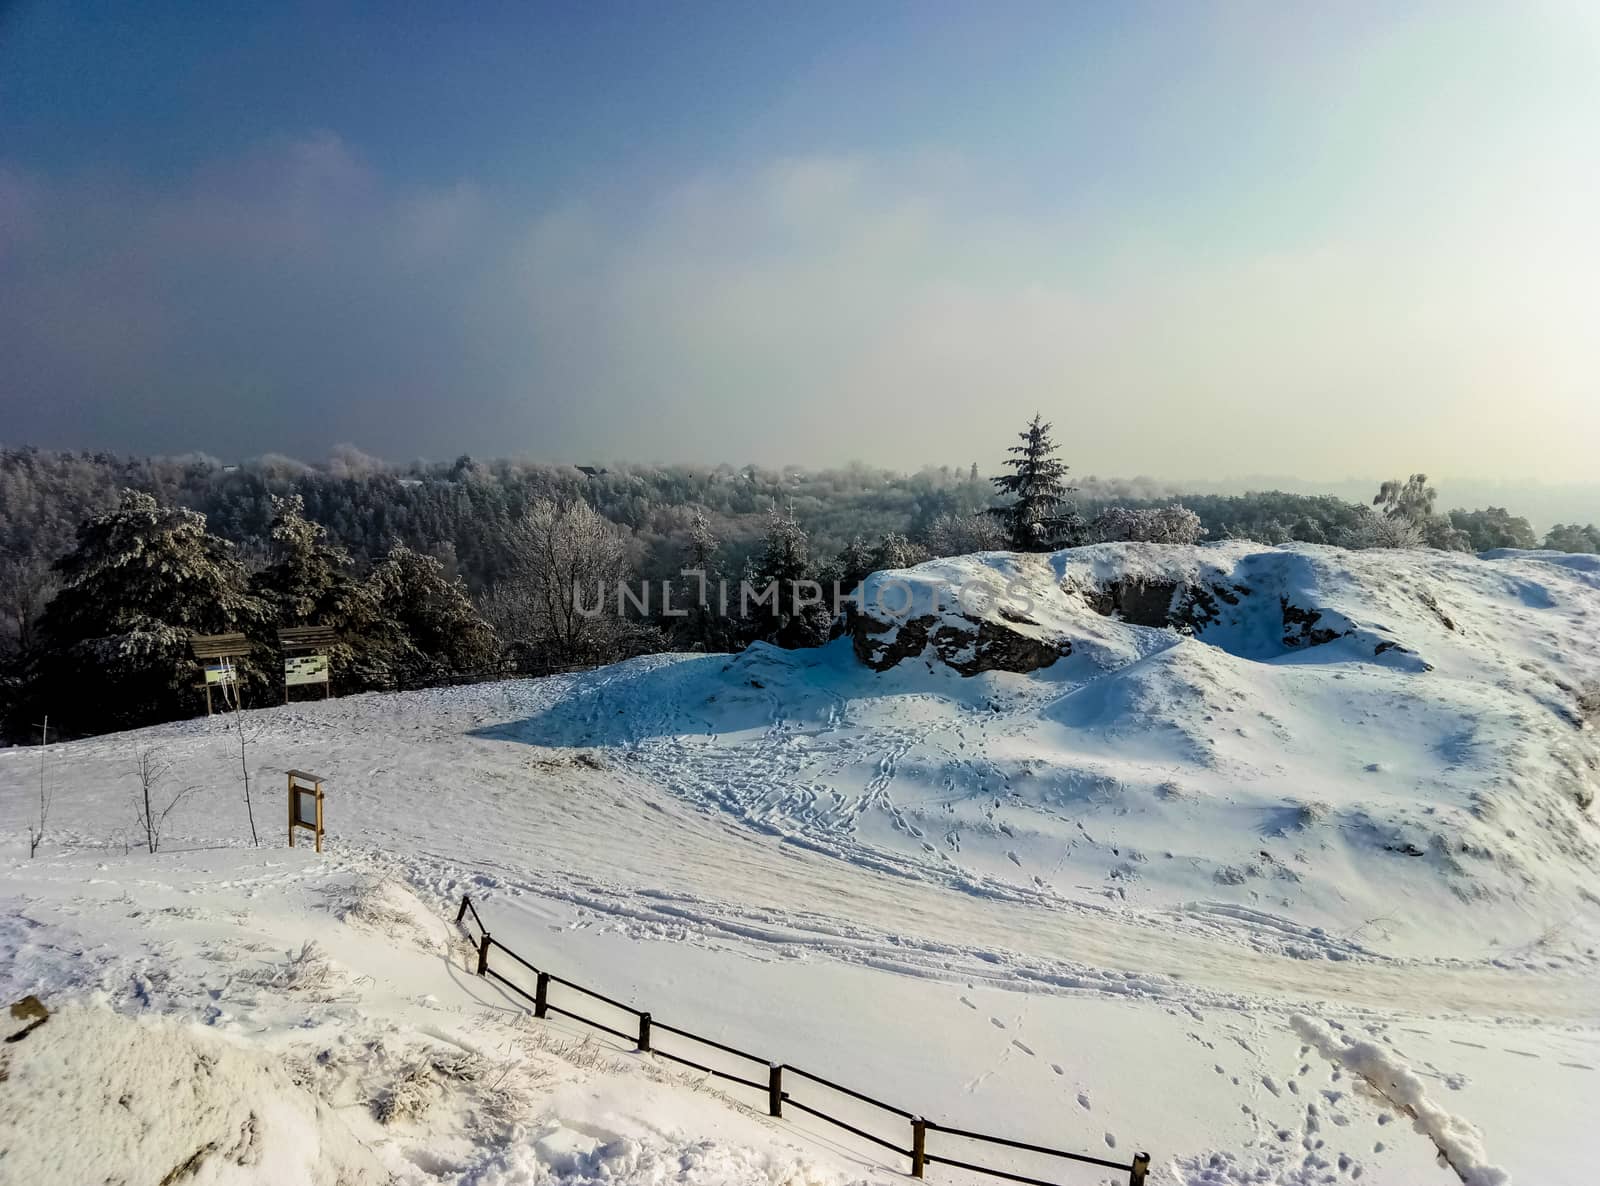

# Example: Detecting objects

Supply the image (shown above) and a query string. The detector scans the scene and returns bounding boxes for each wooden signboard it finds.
[287,770,326,852]
[278,625,336,702]
[285,654,329,687]
[203,659,238,686]
[190,634,251,715]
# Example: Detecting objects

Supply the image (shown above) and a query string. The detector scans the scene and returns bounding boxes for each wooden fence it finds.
[456,895,1150,1186]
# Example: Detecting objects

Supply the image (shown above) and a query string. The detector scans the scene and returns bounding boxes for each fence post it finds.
[455,895,469,924]
[534,972,550,1018]
[768,1064,783,1117]
[638,1011,652,1052]
[1130,1152,1150,1185]
[911,1118,926,1179]
[476,932,491,976]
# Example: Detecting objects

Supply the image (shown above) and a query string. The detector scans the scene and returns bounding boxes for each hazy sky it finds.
[2,1,1596,480]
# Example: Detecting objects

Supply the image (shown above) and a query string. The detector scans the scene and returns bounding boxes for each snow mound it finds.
[849,541,1590,675]
[461,1119,852,1186]
[0,1003,387,1185]
[1291,1014,1509,1186]
[495,541,1600,952]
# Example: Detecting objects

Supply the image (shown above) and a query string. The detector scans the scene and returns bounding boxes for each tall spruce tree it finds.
[25,490,267,734]
[363,545,497,689]
[990,414,1080,551]
[251,494,384,690]
[750,506,830,648]
[674,508,738,653]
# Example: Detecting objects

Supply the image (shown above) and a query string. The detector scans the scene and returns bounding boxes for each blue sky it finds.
[1,1,1596,481]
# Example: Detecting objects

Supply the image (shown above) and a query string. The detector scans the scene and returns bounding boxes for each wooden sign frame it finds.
[278,626,336,703]
[190,634,251,716]
[287,769,326,852]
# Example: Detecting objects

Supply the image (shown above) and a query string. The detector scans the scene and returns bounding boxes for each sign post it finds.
[189,634,251,716]
[287,770,326,852]
[278,626,336,703]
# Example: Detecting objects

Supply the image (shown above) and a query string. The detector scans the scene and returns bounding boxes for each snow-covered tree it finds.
[364,545,497,688]
[1367,476,1470,551]
[990,415,1081,551]
[490,499,633,668]
[1543,523,1600,554]
[27,490,267,733]
[871,532,925,572]
[832,537,877,591]
[1374,474,1437,524]
[750,507,831,648]
[251,495,385,688]
[672,508,739,653]
[1448,507,1537,552]
[0,550,56,658]
[685,507,719,572]
[923,512,1006,558]
[1338,507,1425,549]
[1090,504,1206,545]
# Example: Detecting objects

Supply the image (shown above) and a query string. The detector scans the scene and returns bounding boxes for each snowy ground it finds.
[3,543,1598,1185]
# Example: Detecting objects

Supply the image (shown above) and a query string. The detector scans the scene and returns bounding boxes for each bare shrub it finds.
[128,745,200,853]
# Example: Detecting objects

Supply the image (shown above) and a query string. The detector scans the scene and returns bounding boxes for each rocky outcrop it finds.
[1078,574,1351,651]
[846,606,1069,676]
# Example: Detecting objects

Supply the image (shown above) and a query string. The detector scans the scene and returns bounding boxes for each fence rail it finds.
[455,894,1150,1186]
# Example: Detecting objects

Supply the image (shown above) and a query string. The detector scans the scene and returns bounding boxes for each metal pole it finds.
[1130,1152,1151,1185]
[476,932,491,975]
[768,1064,783,1117]
[638,1011,652,1052]
[535,972,550,1018]
[911,1118,926,1178]
[455,896,470,924]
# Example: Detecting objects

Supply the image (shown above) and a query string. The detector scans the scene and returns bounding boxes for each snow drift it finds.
[0,1004,388,1185]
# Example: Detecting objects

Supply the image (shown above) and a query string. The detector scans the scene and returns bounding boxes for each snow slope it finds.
[4,542,1599,1185]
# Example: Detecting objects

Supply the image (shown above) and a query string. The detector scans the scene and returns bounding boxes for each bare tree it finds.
[1089,504,1206,545]
[129,745,199,854]
[1339,507,1425,549]
[0,550,58,657]
[490,499,633,667]
[28,715,52,858]
[923,512,1006,558]
[217,672,260,846]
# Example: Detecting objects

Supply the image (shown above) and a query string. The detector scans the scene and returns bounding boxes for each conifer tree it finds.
[990,414,1080,551]
[674,508,737,652]
[28,490,266,733]
[363,545,497,688]
[751,507,830,648]
[833,536,876,592]
[251,494,383,689]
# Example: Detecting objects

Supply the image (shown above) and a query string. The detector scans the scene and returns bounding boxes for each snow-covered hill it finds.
[4,542,1599,1185]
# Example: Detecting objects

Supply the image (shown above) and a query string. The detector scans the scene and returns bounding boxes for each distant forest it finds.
[2,438,1596,741]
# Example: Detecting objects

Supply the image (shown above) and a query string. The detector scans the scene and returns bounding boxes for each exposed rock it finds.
[1280,599,1349,648]
[846,608,1069,677]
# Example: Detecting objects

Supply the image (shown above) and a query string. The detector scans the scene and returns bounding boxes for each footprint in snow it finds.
[1103,1133,1116,1149]
[1006,851,1022,868]
[1010,1039,1034,1056]
[959,996,977,1010]
[1261,1075,1281,1097]
[989,1017,1007,1030]
[1076,1092,1090,1110]
[1050,1063,1064,1076]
